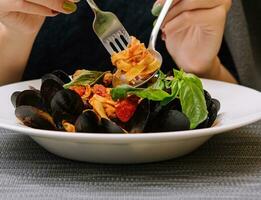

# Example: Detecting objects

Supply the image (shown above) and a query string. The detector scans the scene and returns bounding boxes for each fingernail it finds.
[151,2,163,17]
[63,1,77,13]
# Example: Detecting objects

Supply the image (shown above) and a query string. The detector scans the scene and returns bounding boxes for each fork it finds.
[86,0,130,55]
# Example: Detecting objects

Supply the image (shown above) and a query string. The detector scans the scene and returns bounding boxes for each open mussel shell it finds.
[51,89,84,124]
[128,99,150,133]
[40,79,64,109]
[12,90,44,110]
[15,105,56,130]
[75,110,100,133]
[100,118,126,134]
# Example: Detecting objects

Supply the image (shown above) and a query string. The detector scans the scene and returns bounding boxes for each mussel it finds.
[41,70,70,86]
[40,79,64,109]
[197,98,221,129]
[15,106,56,130]
[146,109,190,132]
[11,90,44,110]
[100,118,126,133]
[51,89,84,124]
[51,70,71,84]
[127,99,150,133]
[75,110,100,133]
[75,110,125,133]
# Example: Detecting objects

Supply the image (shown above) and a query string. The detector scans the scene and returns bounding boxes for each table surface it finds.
[0,121,261,200]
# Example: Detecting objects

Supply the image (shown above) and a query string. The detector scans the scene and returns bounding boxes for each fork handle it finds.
[149,0,173,50]
[86,0,101,13]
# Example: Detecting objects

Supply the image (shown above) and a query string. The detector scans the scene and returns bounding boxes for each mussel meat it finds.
[15,105,56,130]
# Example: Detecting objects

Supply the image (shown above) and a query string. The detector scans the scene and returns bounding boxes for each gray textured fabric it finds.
[0,121,261,200]
[225,0,261,91]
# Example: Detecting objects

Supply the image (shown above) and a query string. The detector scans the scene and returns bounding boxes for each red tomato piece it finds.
[116,99,138,123]
[69,86,86,97]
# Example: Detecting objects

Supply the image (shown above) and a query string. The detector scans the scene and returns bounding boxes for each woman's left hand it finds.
[152,0,234,81]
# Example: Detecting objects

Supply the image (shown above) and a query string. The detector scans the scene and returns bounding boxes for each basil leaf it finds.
[111,85,137,100]
[184,73,203,92]
[179,79,208,129]
[111,85,171,101]
[160,79,179,106]
[64,70,106,89]
[131,88,170,101]
[150,71,166,90]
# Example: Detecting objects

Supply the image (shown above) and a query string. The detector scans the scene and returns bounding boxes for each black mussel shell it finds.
[128,99,150,133]
[15,106,56,130]
[100,118,125,133]
[161,110,190,132]
[207,99,219,127]
[165,98,182,112]
[211,98,220,112]
[75,110,100,133]
[149,110,190,132]
[40,79,64,109]
[197,98,220,129]
[51,70,71,84]
[12,90,44,110]
[51,89,84,124]
[41,73,64,86]
[11,91,20,108]
[204,90,212,108]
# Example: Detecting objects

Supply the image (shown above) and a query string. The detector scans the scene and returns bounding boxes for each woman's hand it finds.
[0,0,78,34]
[152,0,237,83]
[0,0,78,85]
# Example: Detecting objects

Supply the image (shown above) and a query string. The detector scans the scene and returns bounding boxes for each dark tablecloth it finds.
[1,121,261,200]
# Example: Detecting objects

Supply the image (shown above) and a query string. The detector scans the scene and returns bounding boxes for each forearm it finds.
[198,57,238,84]
[0,24,38,85]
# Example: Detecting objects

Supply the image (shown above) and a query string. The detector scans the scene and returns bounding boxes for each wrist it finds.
[198,56,237,84]
[0,24,38,84]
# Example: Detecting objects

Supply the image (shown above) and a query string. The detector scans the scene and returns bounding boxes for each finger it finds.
[11,1,58,16]
[152,0,181,17]
[162,0,228,28]
[25,0,77,14]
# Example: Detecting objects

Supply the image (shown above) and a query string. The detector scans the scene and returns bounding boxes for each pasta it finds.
[111,37,160,85]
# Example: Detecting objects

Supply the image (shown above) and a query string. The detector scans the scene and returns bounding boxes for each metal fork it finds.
[86,0,130,55]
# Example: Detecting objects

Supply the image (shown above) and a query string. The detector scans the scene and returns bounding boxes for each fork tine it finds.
[111,40,122,52]
[117,34,127,49]
[121,30,130,45]
[103,40,115,55]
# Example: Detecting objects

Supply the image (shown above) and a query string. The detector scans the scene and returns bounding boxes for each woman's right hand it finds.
[0,0,78,34]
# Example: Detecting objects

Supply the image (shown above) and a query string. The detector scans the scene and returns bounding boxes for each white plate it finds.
[0,79,261,164]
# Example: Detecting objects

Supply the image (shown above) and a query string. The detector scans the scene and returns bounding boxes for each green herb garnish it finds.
[111,69,208,129]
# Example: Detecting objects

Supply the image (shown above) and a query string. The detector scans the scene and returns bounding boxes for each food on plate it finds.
[111,37,161,86]
[11,68,220,133]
